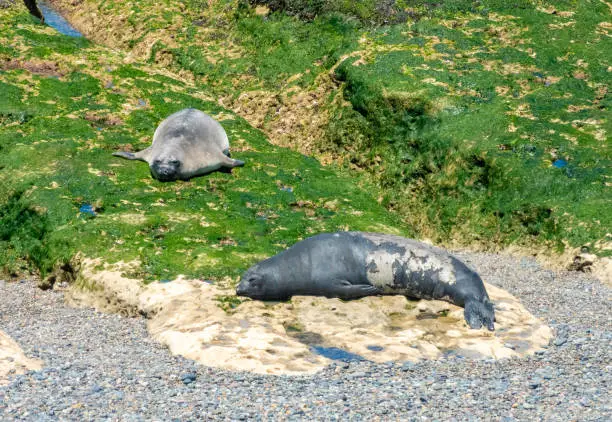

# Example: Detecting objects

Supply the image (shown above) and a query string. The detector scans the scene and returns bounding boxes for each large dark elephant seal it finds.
[113,108,244,182]
[236,232,495,330]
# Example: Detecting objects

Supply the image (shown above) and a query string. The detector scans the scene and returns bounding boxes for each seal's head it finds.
[150,156,182,182]
[150,155,182,182]
[451,261,496,331]
[236,265,287,300]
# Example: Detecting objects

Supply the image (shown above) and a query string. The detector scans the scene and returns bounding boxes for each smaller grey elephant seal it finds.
[237,232,495,330]
[113,108,244,182]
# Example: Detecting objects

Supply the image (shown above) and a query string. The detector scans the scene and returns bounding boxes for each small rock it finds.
[90,385,103,394]
[553,326,569,346]
[181,373,197,385]
[536,367,554,380]
[32,372,46,381]
[349,371,367,378]
[529,379,541,389]
[112,391,124,400]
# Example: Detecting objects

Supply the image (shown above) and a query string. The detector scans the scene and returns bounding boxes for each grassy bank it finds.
[0,5,404,282]
[330,0,611,251]
[46,0,611,257]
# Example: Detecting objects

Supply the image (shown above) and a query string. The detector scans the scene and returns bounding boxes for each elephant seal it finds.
[113,108,244,182]
[236,232,495,330]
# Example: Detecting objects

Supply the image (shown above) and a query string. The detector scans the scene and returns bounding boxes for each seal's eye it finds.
[248,276,262,288]
[169,159,180,166]
[153,159,161,165]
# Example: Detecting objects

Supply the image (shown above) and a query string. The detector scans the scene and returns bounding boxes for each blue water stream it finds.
[38,1,83,37]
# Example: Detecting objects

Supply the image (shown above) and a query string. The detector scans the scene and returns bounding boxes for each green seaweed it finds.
[0,7,405,282]
[2,0,610,288]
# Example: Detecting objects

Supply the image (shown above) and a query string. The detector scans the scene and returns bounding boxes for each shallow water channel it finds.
[38,0,82,37]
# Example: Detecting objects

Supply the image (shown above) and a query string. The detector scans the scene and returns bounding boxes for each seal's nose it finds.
[160,167,174,177]
[236,282,247,296]
[153,165,178,182]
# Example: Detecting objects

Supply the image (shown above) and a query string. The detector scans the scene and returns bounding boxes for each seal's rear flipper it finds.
[464,299,495,331]
[220,154,245,169]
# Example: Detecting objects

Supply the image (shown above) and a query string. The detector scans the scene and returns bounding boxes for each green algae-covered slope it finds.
[0,6,405,281]
[334,0,611,252]
[47,0,610,256]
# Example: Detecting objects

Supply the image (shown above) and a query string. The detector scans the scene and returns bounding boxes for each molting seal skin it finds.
[237,232,495,330]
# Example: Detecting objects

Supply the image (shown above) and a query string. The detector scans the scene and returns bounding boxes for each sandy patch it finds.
[67,258,552,375]
[0,330,42,385]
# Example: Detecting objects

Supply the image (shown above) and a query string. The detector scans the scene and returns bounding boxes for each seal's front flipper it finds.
[112,151,138,160]
[464,298,495,331]
[331,280,382,300]
[112,148,150,163]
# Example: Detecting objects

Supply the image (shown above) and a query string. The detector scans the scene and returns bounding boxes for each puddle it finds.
[552,159,568,168]
[79,204,96,216]
[311,346,366,362]
[38,1,83,37]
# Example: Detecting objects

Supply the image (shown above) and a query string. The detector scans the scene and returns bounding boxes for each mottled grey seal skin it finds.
[237,232,495,330]
[113,108,244,182]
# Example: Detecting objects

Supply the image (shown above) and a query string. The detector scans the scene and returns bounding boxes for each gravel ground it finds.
[0,252,610,421]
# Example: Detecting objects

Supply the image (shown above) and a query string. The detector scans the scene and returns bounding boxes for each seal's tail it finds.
[464,298,495,331]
